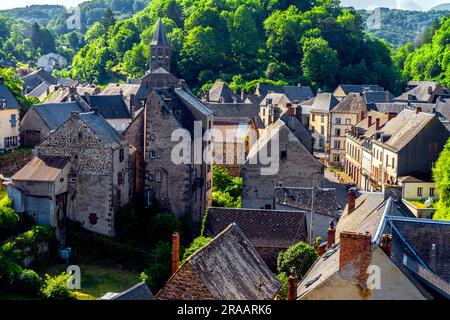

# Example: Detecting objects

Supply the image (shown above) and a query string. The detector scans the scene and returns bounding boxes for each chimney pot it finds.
[375,118,381,130]
[326,219,336,250]
[380,234,392,257]
[339,231,372,288]
[347,189,356,213]
[287,267,298,300]
[171,232,180,275]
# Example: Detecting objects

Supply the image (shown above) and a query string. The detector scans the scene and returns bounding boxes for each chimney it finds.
[414,106,422,114]
[347,188,356,213]
[360,110,365,121]
[380,234,392,257]
[171,232,180,275]
[368,115,373,127]
[339,231,372,289]
[326,220,336,250]
[375,118,380,130]
[287,268,298,300]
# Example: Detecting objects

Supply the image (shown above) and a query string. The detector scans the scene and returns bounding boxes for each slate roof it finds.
[207,103,264,128]
[34,102,85,130]
[0,83,20,110]
[12,156,70,182]
[348,111,390,143]
[27,81,49,99]
[208,82,238,103]
[100,83,147,99]
[256,84,314,101]
[297,194,416,298]
[260,93,290,106]
[151,18,169,46]
[331,93,368,114]
[205,207,307,248]
[78,112,125,148]
[390,218,450,282]
[395,82,441,102]
[174,87,213,116]
[334,84,382,96]
[374,109,436,151]
[103,282,155,300]
[364,91,395,104]
[83,95,131,119]
[273,187,342,218]
[163,223,281,300]
[310,93,339,113]
[22,68,57,85]
[398,172,433,183]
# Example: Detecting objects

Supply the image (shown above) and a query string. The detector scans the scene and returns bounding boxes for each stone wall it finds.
[156,262,214,300]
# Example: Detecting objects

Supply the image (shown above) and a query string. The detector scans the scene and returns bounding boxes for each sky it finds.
[341,0,449,11]
[0,0,449,11]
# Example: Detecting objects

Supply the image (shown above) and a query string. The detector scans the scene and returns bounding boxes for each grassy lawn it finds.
[407,199,438,209]
[41,263,141,300]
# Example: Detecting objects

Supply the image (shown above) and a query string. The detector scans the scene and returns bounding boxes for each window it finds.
[321,115,324,123]
[430,187,435,197]
[118,172,124,185]
[335,118,341,124]
[430,142,438,153]
[312,114,315,121]
[334,141,341,149]
[88,213,98,225]
[319,138,324,147]
[333,154,340,162]
[392,157,395,169]
[150,150,156,159]
[335,129,341,136]
[10,114,17,127]
[262,109,265,116]
[119,148,124,162]
[345,118,351,125]
[386,154,389,165]
[280,150,287,159]
[156,171,161,182]
[417,187,423,197]
[320,126,324,135]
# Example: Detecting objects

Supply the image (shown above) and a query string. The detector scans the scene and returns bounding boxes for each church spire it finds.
[149,18,170,72]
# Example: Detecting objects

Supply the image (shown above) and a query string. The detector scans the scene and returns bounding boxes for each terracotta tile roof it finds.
[205,207,307,248]
[273,187,342,218]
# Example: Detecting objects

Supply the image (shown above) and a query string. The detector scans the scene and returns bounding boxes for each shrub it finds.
[277,241,318,278]
[0,196,20,239]
[15,269,42,296]
[40,273,75,300]
[276,272,289,300]
[141,241,172,292]
[182,236,211,263]
[147,213,181,245]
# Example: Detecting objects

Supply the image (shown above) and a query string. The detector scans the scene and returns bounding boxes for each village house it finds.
[205,207,307,270]
[328,93,368,168]
[363,90,395,109]
[19,101,87,147]
[308,93,339,151]
[22,68,57,94]
[259,92,290,127]
[156,224,282,300]
[37,53,67,73]
[273,186,342,242]
[345,111,392,189]
[206,81,241,103]
[398,173,438,201]
[332,84,381,100]
[254,83,314,103]
[10,111,130,236]
[0,80,20,151]
[45,84,100,103]
[242,119,324,210]
[124,19,213,226]
[207,102,264,130]
[81,94,132,132]
[296,187,449,300]
[370,108,449,190]
[394,81,448,103]
[100,82,148,112]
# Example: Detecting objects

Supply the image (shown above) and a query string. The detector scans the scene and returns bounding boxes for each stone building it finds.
[242,119,324,210]
[309,93,339,151]
[124,19,213,226]
[34,111,129,236]
[156,223,281,300]
[205,207,307,271]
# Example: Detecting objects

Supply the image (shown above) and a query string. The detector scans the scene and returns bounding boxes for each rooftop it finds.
[12,156,70,182]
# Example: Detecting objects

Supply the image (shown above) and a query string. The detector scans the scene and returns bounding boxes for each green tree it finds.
[301,37,339,91]
[40,273,76,300]
[101,8,117,29]
[0,196,19,240]
[277,241,318,277]
[432,138,450,220]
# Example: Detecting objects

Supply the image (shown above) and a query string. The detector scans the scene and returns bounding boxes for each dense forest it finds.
[359,8,450,48]
[395,16,450,87]
[65,0,403,94]
[0,0,150,66]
